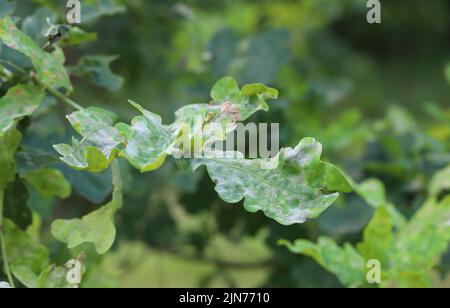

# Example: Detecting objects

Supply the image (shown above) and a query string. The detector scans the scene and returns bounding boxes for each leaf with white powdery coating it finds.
[51,161,123,254]
[115,100,175,172]
[53,107,123,173]
[0,17,72,92]
[193,138,352,225]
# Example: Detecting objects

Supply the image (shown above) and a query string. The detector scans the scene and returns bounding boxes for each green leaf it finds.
[193,138,352,225]
[355,178,386,208]
[392,197,450,273]
[60,27,97,47]
[3,219,50,288]
[24,168,71,199]
[51,161,123,254]
[280,237,366,287]
[53,107,123,173]
[354,178,406,228]
[116,101,174,172]
[0,17,72,91]
[0,84,45,136]
[429,165,450,197]
[0,127,21,189]
[69,55,123,92]
[357,205,394,268]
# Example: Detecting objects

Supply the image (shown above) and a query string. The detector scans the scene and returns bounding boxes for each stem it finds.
[0,189,15,288]
[31,74,84,111]
[44,85,84,111]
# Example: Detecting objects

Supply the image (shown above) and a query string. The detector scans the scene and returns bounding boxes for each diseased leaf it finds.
[51,161,123,254]
[280,237,366,287]
[24,168,71,199]
[0,17,72,91]
[3,219,50,288]
[173,76,278,151]
[116,101,174,172]
[69,55,123,92]
[193,138,352,225]
[0,84,45,136]
[53,107,123,172]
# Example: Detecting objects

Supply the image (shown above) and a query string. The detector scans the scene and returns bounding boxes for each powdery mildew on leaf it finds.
[193,138,352,225]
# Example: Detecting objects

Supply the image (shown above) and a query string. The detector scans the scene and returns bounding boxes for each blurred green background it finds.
[4,0,450,287]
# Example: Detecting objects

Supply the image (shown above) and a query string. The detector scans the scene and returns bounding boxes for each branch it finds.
[31,74,84,111]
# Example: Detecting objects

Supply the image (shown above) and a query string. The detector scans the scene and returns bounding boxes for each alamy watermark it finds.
[66,0,81,24]
[366,259,382,284]
[367,0,381,24]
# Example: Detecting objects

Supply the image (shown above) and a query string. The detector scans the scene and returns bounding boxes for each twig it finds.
[31,74,84,111]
